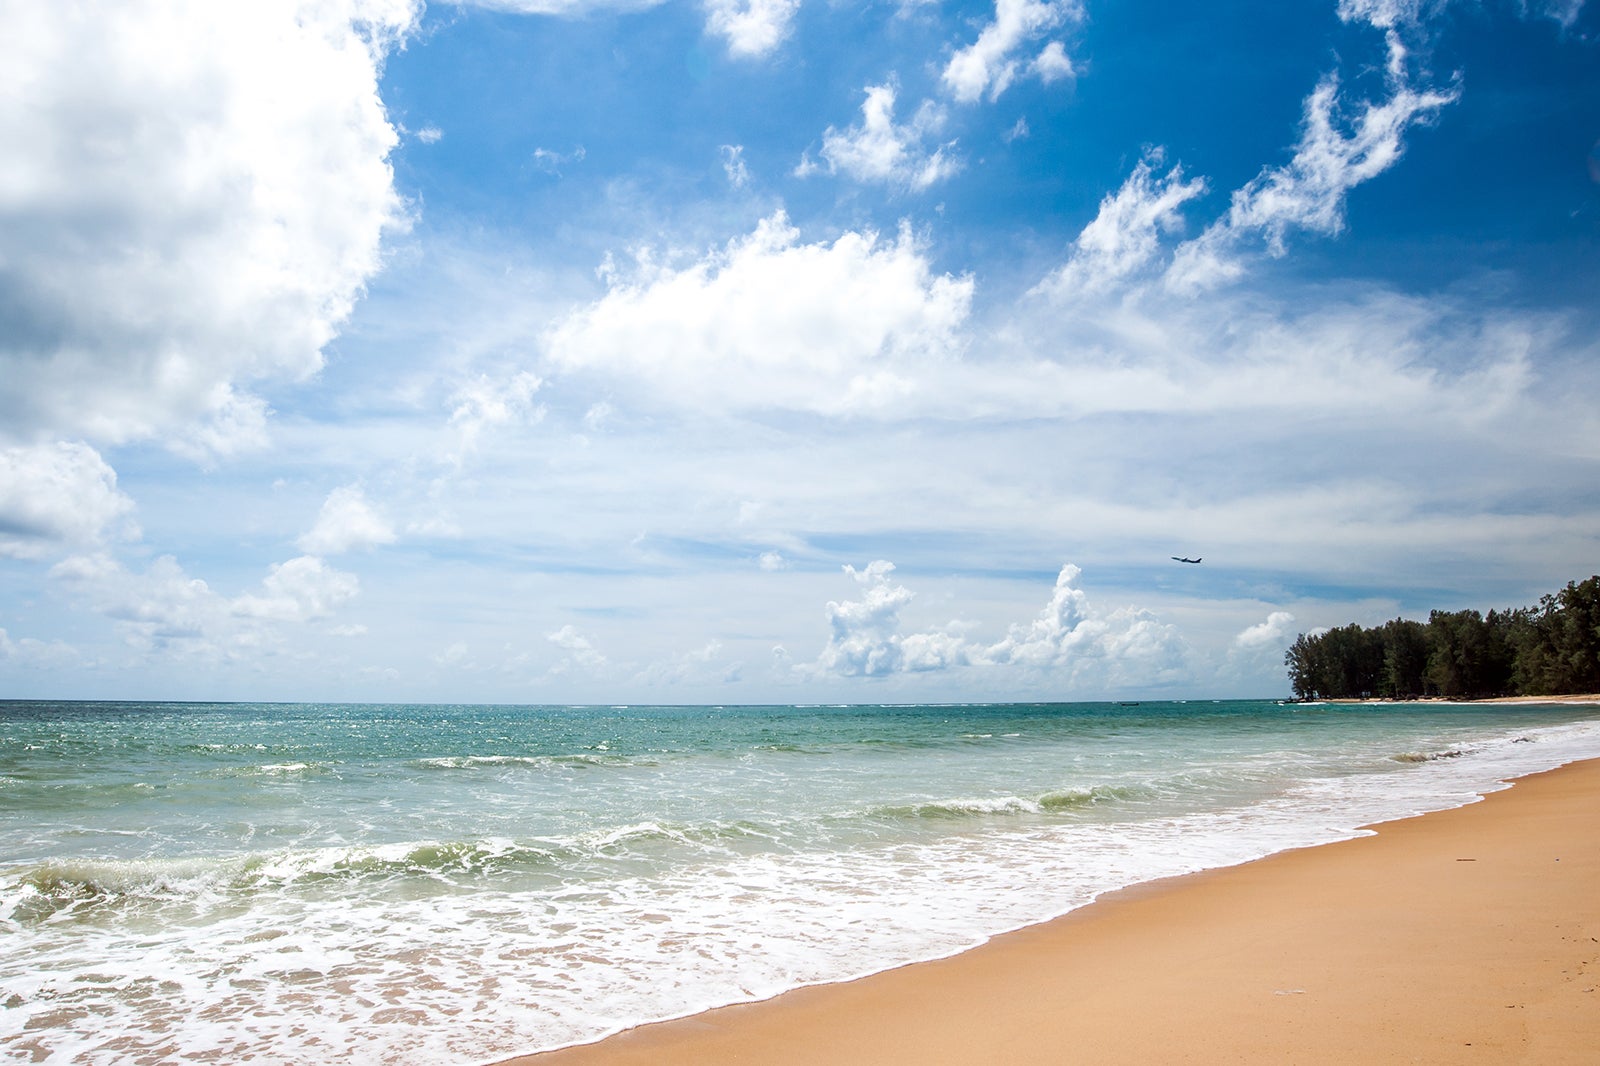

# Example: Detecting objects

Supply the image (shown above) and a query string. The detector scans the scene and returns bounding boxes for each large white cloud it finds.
[545,211,974,414]
[0,0,417,452]
[0,442,137,559]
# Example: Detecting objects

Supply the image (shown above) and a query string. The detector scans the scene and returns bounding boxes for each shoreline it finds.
[503,757,1600,1065]
[1323,693,1600,705]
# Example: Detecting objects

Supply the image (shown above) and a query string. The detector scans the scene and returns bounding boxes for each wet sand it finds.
[503,758,1600,1065]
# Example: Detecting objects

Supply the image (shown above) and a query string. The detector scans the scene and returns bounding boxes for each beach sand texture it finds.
[507,759,1600,1065]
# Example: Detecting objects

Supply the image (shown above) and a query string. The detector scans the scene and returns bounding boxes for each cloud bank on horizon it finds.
[1,0,1596,703]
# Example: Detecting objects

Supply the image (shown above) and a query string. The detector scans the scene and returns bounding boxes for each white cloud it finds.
[942,0,1083,103]
[232,556,361,623]
[51,547,362,657]
[1530,0,1588,26]
[0,627,78,669]
[721,144,751,188]
[0,442,137,559]
[759,550,789,571]
[980,565,1188,685]
[0,1,417,450]
[819,560,912,677]
[460,0,800,56]
[449,370,544,455]
[1168,74,1456,293]
[703,0,802,58]
[1336,0,1430,29]
[547,624,608,672]
[457,0,666,13]
[166,386,273,465]
[51,553,227,654]
[808,562,1187,689]
[1031,39,1076,84]
[545,211,973,415]
[1036,154,1208,298]
[299,485,397,556]
[436,640,472,667]
[1234,611,1297,651]
[814,561,969,676]
[415,125,443,144]
[803,84,961,190]
[532,145,586,174]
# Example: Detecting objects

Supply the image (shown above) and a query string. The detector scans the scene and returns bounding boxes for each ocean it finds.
[4,698,1599,1064]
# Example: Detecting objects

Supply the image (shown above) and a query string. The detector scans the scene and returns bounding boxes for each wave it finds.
[3,839,563,924]
[412,752,655,771]
[207,760,333,779]
[1391,747,1475,763]
[0,818,784,925]
[872,783,1150,822]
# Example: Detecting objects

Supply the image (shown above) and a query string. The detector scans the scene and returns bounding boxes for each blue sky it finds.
[1,0,1597,703]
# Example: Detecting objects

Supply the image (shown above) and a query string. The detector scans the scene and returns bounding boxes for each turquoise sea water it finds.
[4,698,1600,1064]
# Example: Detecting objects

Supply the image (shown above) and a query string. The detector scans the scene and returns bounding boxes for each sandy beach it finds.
[506,757,1600,1066]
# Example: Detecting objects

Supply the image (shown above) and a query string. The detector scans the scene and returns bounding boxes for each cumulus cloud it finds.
[50,548,362,657]
[1167,73,1456,294]
[1031,40,1076,84]
[942,0,1083,103]
[49,553,222,655]
[0,627,78,668]
[800,84,961,191]
[704,0,802,57]
[232,555,361,623]
[981,565,1188,685]
[1234,610,1297,651]
[0,0,418,452]
[0,442,137,559]
[547,624,608,672]
[545,211,973,415]
[817,560,914,678]
[809,562,1188,689]
[1036,154,1208,299]
[814,561,969,676]
[298,485,397,556]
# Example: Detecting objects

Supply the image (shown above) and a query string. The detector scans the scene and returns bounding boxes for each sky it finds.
[1,0,1597,704]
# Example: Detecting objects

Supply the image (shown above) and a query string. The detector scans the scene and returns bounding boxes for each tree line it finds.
[1285,575,1600,700]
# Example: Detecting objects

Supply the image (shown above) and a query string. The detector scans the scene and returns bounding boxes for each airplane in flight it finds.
[1171,556,1202,564]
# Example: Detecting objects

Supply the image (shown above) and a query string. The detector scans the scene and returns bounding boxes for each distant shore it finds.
[506,757,1600,1065]
[1322,693,1600,706]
